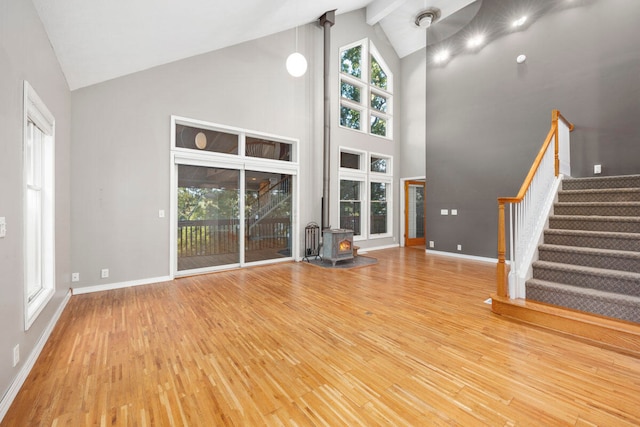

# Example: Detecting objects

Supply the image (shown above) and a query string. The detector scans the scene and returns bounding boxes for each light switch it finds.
[440,209,449,215]
[0,217,6,238]
[159,209,165,218]
[451,209,458,216]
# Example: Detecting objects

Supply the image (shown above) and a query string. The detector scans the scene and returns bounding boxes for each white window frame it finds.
[170,116,300,277]
[338,148,367,240]
[23,81,55,330]
[339,177,366,241]
[338,149,394,241]
[368,153,392,238]
[338,39,393,140]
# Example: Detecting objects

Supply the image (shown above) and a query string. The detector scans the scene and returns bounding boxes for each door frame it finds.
[400,177,426,248]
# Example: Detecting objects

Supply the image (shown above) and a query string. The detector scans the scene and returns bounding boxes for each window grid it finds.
[338,40,393,139]
[339,149,392,241]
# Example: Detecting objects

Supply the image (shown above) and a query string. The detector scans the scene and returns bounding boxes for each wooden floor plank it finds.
[3,247,640,426]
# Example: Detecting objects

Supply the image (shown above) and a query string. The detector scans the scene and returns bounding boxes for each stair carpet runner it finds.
[526,174,640,324]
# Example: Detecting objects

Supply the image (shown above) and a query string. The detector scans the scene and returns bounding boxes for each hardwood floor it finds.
[4,248,640,426]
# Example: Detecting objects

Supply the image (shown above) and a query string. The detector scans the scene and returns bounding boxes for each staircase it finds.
[246,176,291,233]
[526,174,640,323]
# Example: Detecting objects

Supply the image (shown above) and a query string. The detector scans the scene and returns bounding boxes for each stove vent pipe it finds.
[319,10,335,231]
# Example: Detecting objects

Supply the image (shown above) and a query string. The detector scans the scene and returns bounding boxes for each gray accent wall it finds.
[0,0,71,405]
[412,0,640,258]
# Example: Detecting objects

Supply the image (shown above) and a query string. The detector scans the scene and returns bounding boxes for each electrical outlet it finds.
[429,241,435,248]
[457,244,462,251]
[440,209,449,215]
[72,272,80,282]
[101,269,109,279]
[13,345,19,367]
[451,209,458,216]
[594,164,602,174]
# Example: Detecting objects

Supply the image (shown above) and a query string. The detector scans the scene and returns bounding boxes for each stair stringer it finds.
[511,174,566,299]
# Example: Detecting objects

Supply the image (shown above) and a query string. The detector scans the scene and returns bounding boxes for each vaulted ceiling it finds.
[31,0,479,90]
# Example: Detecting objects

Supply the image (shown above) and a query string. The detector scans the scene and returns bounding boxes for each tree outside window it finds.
[339,39,392,138]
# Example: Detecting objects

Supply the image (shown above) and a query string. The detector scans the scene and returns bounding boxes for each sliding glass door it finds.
[177,165,240,271]
[172,117,298,276]
[245,171,292,263]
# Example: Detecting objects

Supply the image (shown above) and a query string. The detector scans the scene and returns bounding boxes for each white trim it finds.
[72,275,173,295]
[23,81,56,331]
[0,290,71,423]
[369,41,393,93]
[357,243,399,254]
[368,152,392,176]
[170,115,299,278]
[426,249,497,264]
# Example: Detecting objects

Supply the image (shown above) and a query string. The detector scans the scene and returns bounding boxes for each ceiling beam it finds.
[366,0,407,25]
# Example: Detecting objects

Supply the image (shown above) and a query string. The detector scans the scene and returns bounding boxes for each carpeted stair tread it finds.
[532,260,640,297]
[558,188,640,202]
[527,174,640,323]
[554,202,640,217]
[548,215,640,233]
[544,229,640,251]
[562,174,640,191]
[538,244,640,273]
[526,279,640,323]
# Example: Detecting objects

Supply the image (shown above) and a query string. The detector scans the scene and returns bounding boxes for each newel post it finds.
[496,201,508,298]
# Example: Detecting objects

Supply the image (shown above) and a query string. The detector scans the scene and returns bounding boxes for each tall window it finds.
[370,182,388,235]
[339,149,392,240]
[24,81,55,330]
[340,180,363,236]
[339,39,393,139]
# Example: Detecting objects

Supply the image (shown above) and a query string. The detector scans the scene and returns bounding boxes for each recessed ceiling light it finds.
[467,35,485,49]
[434,50,450,64]
[513,16,527,27]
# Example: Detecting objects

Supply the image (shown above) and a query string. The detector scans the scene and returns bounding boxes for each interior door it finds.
[404,180,426,247]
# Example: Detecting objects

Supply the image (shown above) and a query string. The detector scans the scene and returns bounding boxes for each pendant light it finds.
[286,26,307,77]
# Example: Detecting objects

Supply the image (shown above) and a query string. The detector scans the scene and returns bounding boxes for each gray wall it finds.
[399,43,426,179]
[414,0,640,258]
[70,9,402,291]
[0,0,71,404]
[71,26,323,288]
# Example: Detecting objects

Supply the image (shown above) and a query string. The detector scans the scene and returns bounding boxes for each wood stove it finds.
[322,229,354,266]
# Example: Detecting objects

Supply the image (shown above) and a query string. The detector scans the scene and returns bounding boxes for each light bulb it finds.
[286,52,307,77]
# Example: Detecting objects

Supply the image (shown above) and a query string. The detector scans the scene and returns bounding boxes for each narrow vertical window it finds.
[370,182,388,235]
[24,81,55,329]
[340,180,362,236]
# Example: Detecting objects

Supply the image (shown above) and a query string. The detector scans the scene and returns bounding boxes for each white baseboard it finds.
[357,243,400,254]
[72,275,173,295]
[0,289,72,423]
[426,249,497,264]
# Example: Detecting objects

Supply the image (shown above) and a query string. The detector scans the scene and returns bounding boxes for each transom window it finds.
[339,39,393,139]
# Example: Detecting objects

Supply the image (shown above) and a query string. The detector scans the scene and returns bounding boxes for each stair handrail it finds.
[497,110,574,298]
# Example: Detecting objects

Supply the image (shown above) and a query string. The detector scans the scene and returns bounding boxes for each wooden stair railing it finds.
[493,111,640,358]
[496,110,574,298]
